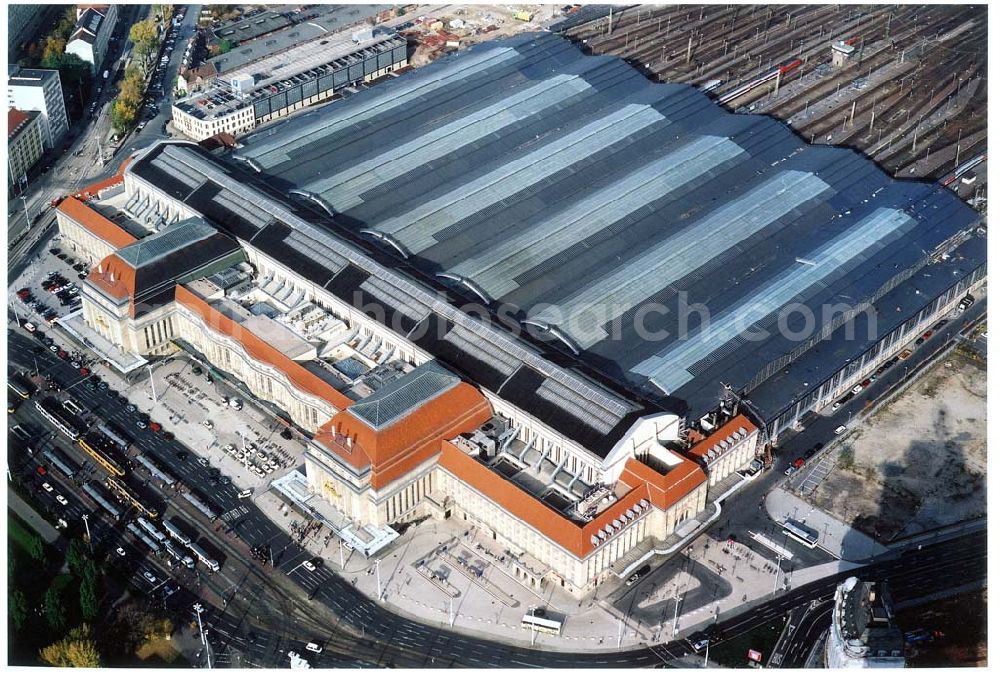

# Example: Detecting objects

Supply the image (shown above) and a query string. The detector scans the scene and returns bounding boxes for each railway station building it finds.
[57,33,983,596]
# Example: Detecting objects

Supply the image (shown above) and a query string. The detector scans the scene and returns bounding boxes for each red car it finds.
[922,330,933,340]
[79,367,91,377]
[149,422,162,433]
[16,288,30,299]
[36,465,47,476]
[793,457,806,469]
[57,350,68,359]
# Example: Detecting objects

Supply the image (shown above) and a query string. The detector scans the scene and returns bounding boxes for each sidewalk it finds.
[9,491,62,544]
[765,487,886,561]
[251,491,662,652]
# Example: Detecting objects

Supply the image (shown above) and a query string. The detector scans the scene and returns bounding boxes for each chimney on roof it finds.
[109,270,115,283]
[97,263,103,274]
[346,435,353,450]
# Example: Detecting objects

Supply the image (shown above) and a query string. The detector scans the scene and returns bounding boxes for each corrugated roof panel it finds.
[532,170,834,347]
[382,103,667,253]
[450,135,748,298]
[634,207,918,391]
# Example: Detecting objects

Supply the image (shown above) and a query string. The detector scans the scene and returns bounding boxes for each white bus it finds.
[191,542,220,572]
[521,613,562,636]
[162,518,192,547]
[137,517,167,543]
[782,519,819,549]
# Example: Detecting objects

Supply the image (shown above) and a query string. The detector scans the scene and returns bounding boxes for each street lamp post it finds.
[81,514,92,551]
[148,365,158,403]
[193,603,212,669]
[671,581,681,637]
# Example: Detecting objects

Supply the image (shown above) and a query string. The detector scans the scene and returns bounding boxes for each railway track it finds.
[557,4,987,180]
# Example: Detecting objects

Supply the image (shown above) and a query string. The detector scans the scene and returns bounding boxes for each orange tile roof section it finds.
[619,457,707,511]
[75,156,132,199]
[439,441,655,558]
[8,107,32,139]
[86,253,136,313]
[316,381,493,489]
[687,413,758,461]
[174,284,353,411]
[57,196,137,250]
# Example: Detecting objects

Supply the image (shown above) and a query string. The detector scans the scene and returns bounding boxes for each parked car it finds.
[835,425,847,434]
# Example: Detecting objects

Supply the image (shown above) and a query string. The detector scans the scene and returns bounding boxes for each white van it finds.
[305,642,324,653]
[238,489,253,499]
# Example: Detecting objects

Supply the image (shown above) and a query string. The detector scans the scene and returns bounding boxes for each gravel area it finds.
[809,350,986,538]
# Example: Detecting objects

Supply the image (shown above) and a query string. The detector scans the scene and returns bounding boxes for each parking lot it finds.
[112,355,308,499]
[12,234,88,328]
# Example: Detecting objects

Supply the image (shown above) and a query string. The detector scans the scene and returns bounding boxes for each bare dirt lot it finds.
[809,350,986,538]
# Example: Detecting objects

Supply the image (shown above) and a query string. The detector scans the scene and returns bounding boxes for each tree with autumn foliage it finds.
[40,624,102,667]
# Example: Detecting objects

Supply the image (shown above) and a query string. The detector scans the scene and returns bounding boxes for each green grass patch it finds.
[8,511,45,555]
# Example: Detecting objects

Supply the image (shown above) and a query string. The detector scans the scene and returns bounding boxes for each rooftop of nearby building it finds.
[173,34,406,121]
[70,7,106,43]
[835,578,906,659]
[7,65,60,85]
[207,4,390,75]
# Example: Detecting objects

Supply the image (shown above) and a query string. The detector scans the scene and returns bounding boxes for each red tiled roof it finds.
[438,441,655,558]
[687,414,757,461]
[8,107,34,139]
[619,457,707,511]
[86,253,135,311]
[174,284,353,411]
[315,381,492,489]
[57,196,137,250]
[75,156,132,199]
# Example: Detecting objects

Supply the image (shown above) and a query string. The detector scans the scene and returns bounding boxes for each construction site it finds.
[560,4,986,206]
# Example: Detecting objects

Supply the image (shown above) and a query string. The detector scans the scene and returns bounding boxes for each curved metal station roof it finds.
[232,32,983,418]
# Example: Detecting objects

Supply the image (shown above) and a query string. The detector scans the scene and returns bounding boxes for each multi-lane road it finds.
[7,325,987,668]
[8,4,200,283]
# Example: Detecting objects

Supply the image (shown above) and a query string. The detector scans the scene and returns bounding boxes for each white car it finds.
[851,384,864,395]
[116,547,127,557]
[688,638,709,653]
[55,495,69,506]
[42,482,54,493]
[143,571,157,584]
[835,425,847,435]
[305,642,324,653]
[830,402,841,412]
[784,465,796,477]
[302,560,316,572]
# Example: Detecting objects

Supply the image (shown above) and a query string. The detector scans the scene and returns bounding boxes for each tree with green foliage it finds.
[55,6,76,41]
[44,586,67,632]
[129,19,160,68]
[218,39,233,54]
[66,538,88,576]
[9,589,30,631]
[40,624,102,668]
[25,533,46,563]
[79,576,99,622]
